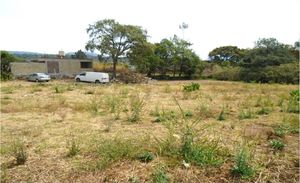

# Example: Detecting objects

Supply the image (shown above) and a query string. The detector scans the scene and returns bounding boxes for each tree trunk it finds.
[112,58,117,79]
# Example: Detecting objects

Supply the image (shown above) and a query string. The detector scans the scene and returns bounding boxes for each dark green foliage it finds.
[153,110,177,123]
[95,137,141,169]
[12,140,27,165]
[152,166,169,183]
[86,19,147,78]
[184,111,193,117]
[269,139,285,151]
[231,146,254,178]
[257,107,272,115]
[239,109,255,119]
[240,62,299,84]
[1,51,21,80]
[243,38,295,68]
[67,138,80,157]
[287,90,300,113]
[137,151,155,163]
[181,125,223,166]
[208,46,247,64]
[183,82,200,92]
[217,109,225,121]
[205,38,299,84]
[71,49,87,59]
[290,90,299,101]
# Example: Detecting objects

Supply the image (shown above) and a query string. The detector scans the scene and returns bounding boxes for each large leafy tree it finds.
[85,19,147,78]
[243,38,295,68]
[0,51,20,80]
[72,49,87,59]
[208,46,246,64]
[154,38,176,75]
[128,42,160,77]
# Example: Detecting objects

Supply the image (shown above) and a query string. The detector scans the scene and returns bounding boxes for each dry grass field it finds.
[0,80,299,183]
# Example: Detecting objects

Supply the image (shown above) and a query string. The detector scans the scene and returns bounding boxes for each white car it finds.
[27,73,51,82]
[75,72,109,83]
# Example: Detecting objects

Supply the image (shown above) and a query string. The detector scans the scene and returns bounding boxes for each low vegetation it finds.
[0,80,298,182]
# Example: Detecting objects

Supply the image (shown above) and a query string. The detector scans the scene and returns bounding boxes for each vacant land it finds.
[0,80,299,183]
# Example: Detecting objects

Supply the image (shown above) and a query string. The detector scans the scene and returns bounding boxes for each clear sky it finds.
[0,0,299,59]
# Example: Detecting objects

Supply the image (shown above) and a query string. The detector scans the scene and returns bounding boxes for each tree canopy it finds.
[86,19,147,78]
[1,51,21,80]
[208,46,246,64]
[242,38,295,68]
[72,49,87,59]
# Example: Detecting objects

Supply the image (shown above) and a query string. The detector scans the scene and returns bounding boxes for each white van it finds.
[75,72,109,83]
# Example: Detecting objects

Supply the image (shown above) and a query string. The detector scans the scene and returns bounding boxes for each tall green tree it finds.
[208,46,246,64]
[128,42,159,77]
[0,51,20,80]
[86,19,147,79]
[72,49,87,59]
[243,38,295,68]
[154,38,176,76]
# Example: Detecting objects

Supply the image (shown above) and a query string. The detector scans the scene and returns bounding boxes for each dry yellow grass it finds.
[0,80,299,182]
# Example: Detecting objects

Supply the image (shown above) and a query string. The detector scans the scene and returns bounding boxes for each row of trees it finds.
[207,38,299,83]
[85,19,299,83]
[85,19,201,79]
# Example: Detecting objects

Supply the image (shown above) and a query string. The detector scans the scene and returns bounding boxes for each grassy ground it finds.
[0,80,299,183]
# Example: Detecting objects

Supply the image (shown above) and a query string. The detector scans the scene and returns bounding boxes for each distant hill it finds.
[8,51,99,60]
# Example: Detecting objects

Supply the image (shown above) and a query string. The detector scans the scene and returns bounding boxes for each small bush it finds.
[290,90,299,101]
[152,166,169,183]
[85,90,94,95]
[154,109,177,123]
[184,111,193,117]
[257,107,272,115]
[270,139,285,151]
[137,151,155,163]
[128,94,145,122]
[286,90,299,113]
[54,85,65,93]
[183,82,200,92]
[12,139,27,165]
[239,108,255,119]
[217,109,226,121]
[181,125,223,166]
[95,137,142,169]
[195,103,214,119]
[105,95,123,119]
[67,138,80,157]
[231,146,254,178]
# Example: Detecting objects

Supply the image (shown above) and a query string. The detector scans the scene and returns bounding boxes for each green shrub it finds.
[95,137,142,169]
[231,146,254,178]
[286,90,299,113]
[54,85,65,93]
[12,139,27,165]
[181,124,223,166]
[128,94,145,122]
[269,139,285,151]
[137,151,155,163]
[217,109,226,121]
[257,107,272,115]
[67,138,80,157]
[183,82,200,92]
[152,166,169,183]
[88,98,101,115]
[154,109,177,123]
[184,111,193,117]
[105,94,123,119]
[239,108,255,119]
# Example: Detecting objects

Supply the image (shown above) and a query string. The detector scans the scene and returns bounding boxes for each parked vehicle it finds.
[75,72,109,83]
[27,73,51,82]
